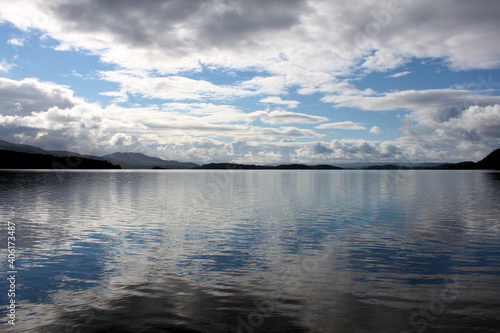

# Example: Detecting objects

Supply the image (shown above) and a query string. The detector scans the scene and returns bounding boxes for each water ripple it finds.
[1,170,499,332]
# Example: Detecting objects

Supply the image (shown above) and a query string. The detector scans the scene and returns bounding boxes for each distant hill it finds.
[196,163,343,170]
[361,150,500,170]
[432,149,499,170]
[196,163,267,169]
[0,140,198,169]
[0,139,81,157]
[0,139,498,170]
[274,164,342,170]
[433,161,477,170]
[0,150,120,169]
[363,164,413,170]
[476,149,500,170]
[100,152,199,169]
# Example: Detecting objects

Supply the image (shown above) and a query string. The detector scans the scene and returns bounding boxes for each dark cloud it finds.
[198,0,307,47]
[0,78,78,116]
[4,0,500,73]
[55,0,308,53]
[57,0,202,48]
[313,142,334,155]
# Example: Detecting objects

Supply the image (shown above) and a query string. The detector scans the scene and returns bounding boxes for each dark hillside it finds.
[476,149,500,170]
[0,150,121,169]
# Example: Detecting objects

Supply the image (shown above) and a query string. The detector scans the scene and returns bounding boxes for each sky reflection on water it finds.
[1,170,499,332]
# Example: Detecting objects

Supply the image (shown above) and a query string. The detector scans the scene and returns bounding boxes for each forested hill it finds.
[0,150,121,169]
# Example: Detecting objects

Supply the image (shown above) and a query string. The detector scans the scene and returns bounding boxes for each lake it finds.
[1,170,500,332]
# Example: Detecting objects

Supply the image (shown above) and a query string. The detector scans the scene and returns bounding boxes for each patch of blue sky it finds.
[117,93,164,109]
[190,66,261,85]
[357,58,500,93]
[2,24,117,104]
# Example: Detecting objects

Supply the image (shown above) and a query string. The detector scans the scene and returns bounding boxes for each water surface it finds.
[1,170,499,332]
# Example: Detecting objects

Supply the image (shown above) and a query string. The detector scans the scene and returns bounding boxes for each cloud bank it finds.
[1,0,500,163]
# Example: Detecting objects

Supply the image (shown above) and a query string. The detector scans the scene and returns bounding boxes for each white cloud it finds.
[1,1,500,163]
[150,135,498,165]
[99,70,288,102]
[7,37,24,46]
[1,89,497,164]
[238,76,288,96]
[316,121,366,130]
[161,102,242,117]
[0,101,325,156]
[158,103,328,126]
[109,133,136,147]
[0,78,327,156]
[297,80,376,96]
[1,0,499,90]
[432,104,500,141]
[253,110,328,125]
[0,59,16,72]
[1,77,497,164]
[362,50,407,72]
[323,88,500,147]
[322,89,500,118]
[260,96,300,109]
[156,138,408,165]
[370,126,383,134]
[385,71,411,79]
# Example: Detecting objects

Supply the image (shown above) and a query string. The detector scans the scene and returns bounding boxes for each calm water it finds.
[1,170,500,332]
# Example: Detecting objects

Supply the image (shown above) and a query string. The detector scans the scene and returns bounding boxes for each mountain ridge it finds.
[0,140,499,170]
[476,148,500,170]
[0,149,121,169]
[99,152,198,169]
[0,140,197,169]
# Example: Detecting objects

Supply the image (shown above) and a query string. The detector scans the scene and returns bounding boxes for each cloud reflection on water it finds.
[1,170,499,332]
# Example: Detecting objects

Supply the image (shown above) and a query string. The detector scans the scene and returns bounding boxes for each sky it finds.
[1,0,500,164]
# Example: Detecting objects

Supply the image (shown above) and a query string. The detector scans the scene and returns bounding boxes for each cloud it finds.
[100,70,288,102]
[316,121,366,130]
[7,37,24,46]
[2,1,500,164]
[297,80,377,96]
[432,104,500,141]
[161,102,244,119]
[259,96,300,109]
[158,103,328,126]
[0,78,327,156]
[0,77,80,115]
[109,132,137,147]
[157,138,409,165]
[345,1,500,70]
[2,79,496,164]
[362,50,407,72]
[322,89,500,117]
[370,126,383,134]
[0,59,16,72]
[253,110,328,124]
[323,88,500,146]
[0,101,324,156]
[1,84,496,163]
[2,0,499,88]
[312,142,334,155]
[7,0,310,74]
[303,139,406,162]
[385,71,411,78]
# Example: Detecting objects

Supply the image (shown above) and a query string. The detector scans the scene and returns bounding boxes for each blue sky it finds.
[1,0,500,164]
